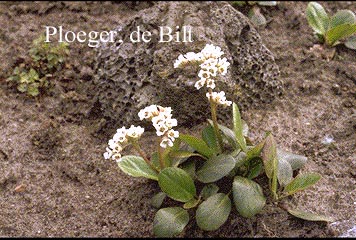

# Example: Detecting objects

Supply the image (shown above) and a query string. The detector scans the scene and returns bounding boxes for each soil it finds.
[0,1,355,237]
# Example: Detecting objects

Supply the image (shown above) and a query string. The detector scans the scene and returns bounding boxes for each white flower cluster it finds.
[206,91,232,107]
[174,44,230,90]
[138,105,179,148]
[103,125,144,162]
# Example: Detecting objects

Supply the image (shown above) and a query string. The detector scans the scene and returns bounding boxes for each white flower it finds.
[165,118,178,128]
[103,147,112,160]
[113,127,128,143]
[138,105,159,120]
[198,69,212,79]
[126,125,144,139]
[206,91,232,107]
[174,54,187,68]
[167,129,179,141]
[194,79,206,90]
[184,52,199,61]
[155,123,169,136]
[206,79,216,89]
[217,57,230,75]
[201,44,224,60]
[104,124,144,161]
[160,136,174,148]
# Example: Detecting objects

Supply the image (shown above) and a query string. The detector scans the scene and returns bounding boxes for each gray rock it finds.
[94,1,282,128]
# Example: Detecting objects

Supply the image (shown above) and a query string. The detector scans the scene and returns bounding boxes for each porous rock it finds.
[94,1,282,128]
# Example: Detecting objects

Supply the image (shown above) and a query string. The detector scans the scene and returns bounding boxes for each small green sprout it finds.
[232,1,278,27]
[7,34,69,97]
[306,1,356,49]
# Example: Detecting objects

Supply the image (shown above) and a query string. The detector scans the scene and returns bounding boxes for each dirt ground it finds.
[0,1,355,237]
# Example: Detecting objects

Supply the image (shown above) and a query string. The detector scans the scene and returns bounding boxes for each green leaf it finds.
[233,150,248,168]
[306,2,329,35]
[261,134,277,179]
[345,35,356,50]
[277,148,307,171]
[287,208,334,222]
[196,193,231,231]
[232,176,266,218]
[246,140,265,161]
[196,154,236,183]
[257,1,277,6]
[151,152,161,170]
[207,119,238,149]
[202,125,219,153]
[151,192,166,209]
[183,197,200,209]
[118,155,158,181]
[325,23,356,46]
[17,83,27,93]
[283,172,321,196]
[28,68,39,80]
[200,184,219,200]
[233,103,247,152]
[153,207,189,237]
[329,10,356,30]
[27,84,40,97]
[179,134,215,158]
[180,160,196,179]
[248,6,267,26]
[247,161,263,179]
[158,167,196,202]
[277,158,293,187]
[169,151,206,161]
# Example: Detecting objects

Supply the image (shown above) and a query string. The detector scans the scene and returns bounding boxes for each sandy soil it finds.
[0,1,355,237]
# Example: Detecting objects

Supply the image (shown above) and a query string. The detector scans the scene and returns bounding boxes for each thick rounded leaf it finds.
[277,158,293,187]
[283,172,321,196]
[153,207,189,237]
[326,23,356,46]
[287,208,334,222]
[158,167,196,202]
[169,151,206,161]
[261,134,277,179]
[306,2,329,35]
[196,193,231,231]
[183,197,200,209]
[180,160,196,179]
[233,103,248,152]
[247,162,263,180]
[179,134,215,158]
[233,176,266,218]
[329,10,356,30]
[277,148,307,170]
[202,125,219,153]
[151,192,166,209]
[207,119,238,150]
[196,154,236,183]
[345,35,356,50]
[200,184,219,200]
[233,151,247,168]
[118,155,158,180]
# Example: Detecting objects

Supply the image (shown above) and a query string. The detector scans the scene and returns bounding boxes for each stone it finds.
[94,1,283,128]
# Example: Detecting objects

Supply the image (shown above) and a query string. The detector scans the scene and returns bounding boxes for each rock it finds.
[94,1,282,127]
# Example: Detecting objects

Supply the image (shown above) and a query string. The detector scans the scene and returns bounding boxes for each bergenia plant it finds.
[104,44,333,237]
[306,1,356,50]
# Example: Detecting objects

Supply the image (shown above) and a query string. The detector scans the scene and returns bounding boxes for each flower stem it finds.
[132,142,160,173]
[209,88,223,153]
[157,138,166,169]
